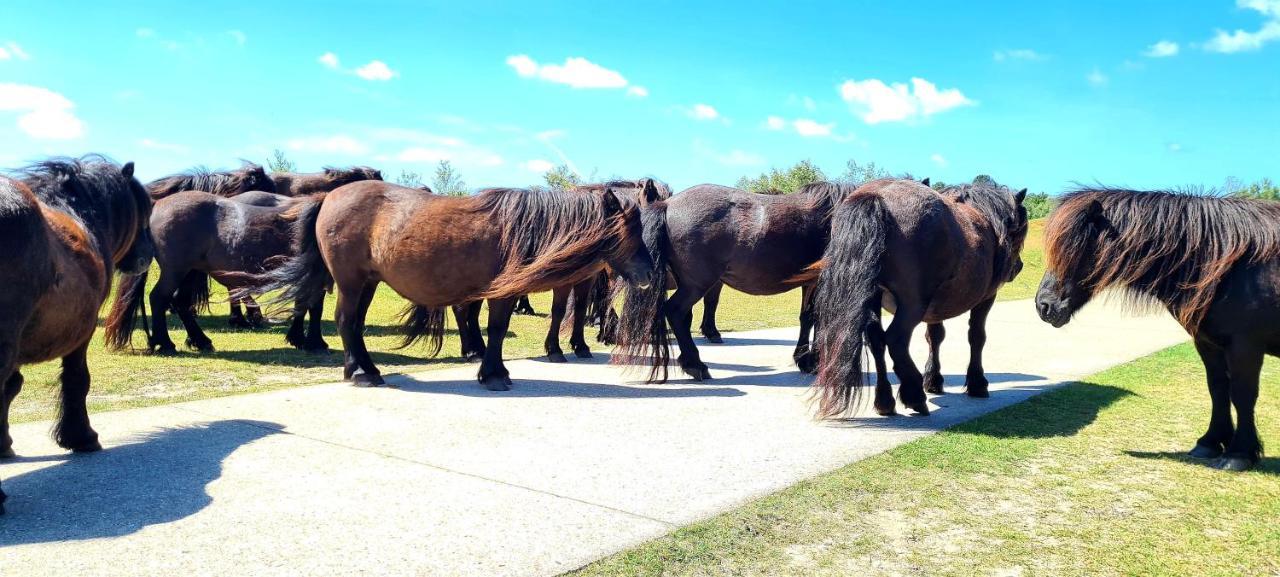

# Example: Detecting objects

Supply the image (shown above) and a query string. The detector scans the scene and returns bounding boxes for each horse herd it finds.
[0,155,1273,515]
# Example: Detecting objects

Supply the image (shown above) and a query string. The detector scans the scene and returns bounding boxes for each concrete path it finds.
[0,299,1186,576]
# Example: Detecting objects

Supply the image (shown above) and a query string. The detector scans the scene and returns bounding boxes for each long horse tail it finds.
[612,204,670,383]
[104,270,151,351]
[250,193,333,315]
[812,192,888,418]
[585,269,613,325]
[179,270,211,315]
[395,304,447,356]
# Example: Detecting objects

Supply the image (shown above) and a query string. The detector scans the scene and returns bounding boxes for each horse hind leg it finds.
[544,287,570,363]
[700,281,724,344]
[793,284,818,374]
[1190,339,1232,459]
[922,322,946,395]
[865,300,895,416]
[963,297,996,398]
[53,342,101,453]
[173,272,215,353]
[0,337,20,458]
[303,297,329,352]
[569,280,593,359]
[228,295,251,329]
[885,304,929,415]
[479,298,516,391]
[337,280,384,386]
[1218,341,1264,471]
[244,295,267,328]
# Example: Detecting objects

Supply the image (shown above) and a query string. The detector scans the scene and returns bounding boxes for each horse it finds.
[146,162,275,201]
[449,179,671,364]
[0,157,154,514]
[653,181,856,381]
[1035,188,1280,471]
[103,191,329,355]
[807,178,1028,417]
[251,181,665,390]
[268,166,383,197]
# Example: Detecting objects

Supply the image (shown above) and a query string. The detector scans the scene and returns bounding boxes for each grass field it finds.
[572,343,1280,577]
[10,218,1046,424]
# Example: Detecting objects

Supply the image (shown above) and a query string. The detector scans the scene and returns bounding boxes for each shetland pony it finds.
[1036,188,1280,471]
[146,162,275,201]
[268,166,382,197]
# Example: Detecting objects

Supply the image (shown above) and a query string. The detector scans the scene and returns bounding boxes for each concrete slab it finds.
[0,299,1187,576]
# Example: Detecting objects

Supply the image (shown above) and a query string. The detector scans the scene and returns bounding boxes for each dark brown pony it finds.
[253,181,664,390]
[146,162,275,201]
[809,179,1028,417]
[1036,188,1280,471]
[269,166,383,197]
[652,181,855,381]
[103,191,328,354]
[0,157,154,514]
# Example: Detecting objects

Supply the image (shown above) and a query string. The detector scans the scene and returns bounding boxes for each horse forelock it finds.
[1046,187,1280,330]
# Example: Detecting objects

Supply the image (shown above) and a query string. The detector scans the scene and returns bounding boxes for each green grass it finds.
[571,343,1280,577]
[11,218,1046,424]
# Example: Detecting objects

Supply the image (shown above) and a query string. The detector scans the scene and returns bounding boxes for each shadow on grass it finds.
[0,420,280,544]
[1125,450,1280,476]
[957,381,1134,439]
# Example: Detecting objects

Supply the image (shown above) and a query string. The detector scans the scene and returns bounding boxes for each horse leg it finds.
[303,297,329,352]
[866,298,895,416]
[569,279,593,359]
[1217,341,1263,471]
[513,295,536,316]
[147,269,183,354]
[885,304,928,415]
[1190,339,1232,459]
[285,302,308,350]
[478,298,516,391]
[452,302,484,362]
[544,287,570,363]
[700,281,724,344]
[794,284,818,374]
[336,280,383,386]
[963,297,996,398]
[664,286,712,380]
[53,342,101,453]
[922,323,946,395]
[0,336,19,458]
[245,295,266,328]
[172,275,214,353]
[228,295,250,329]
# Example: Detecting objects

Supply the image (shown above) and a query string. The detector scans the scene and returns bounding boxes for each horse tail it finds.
[251,194,333,315]
[612,204,670,382]
[104,270,150,351]
[179,270,211,315]
[395,304,446,356]
[812,192,887,418]
[586,269,612,324]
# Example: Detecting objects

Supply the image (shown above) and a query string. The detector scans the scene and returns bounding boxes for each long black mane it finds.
[798,181,859,218]
[12,155,140,228]
[148,162,273,199]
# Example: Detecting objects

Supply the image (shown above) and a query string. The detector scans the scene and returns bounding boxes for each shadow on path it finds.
[387,376,746,399]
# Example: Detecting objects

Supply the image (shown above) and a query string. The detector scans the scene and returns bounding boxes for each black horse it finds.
[146,162,275,201]
[104,191,328,354]
[1036,188,1280,471]
[1,157,154,513]
[268,166,383,197]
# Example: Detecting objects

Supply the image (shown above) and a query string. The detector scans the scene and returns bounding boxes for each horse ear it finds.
[121,162,135,178]
[599,188,624,215]
[1086,198,1103,219]
[1015,188,1027,204]
[639,178,660,205]
[920,177,930,187]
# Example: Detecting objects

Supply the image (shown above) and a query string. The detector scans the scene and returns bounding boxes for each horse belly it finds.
[19,271,101,363]
[375,241,503,307]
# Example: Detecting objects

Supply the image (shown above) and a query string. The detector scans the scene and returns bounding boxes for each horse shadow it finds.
[0,420,280,545]
[1125,451,1280,476]
[386,374,747,399]
[204,347,470,369]
[700,336,798,346]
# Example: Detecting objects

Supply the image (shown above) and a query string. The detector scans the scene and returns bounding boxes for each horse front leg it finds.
[172,279,214,353]
[569,279,593,358]
[1190,338,1232,459]
[700,281,724,343]
[244,295,266,328]
[337,280,383,386]
[147,270,182,354]
[544,287,570,363]
[0,336,20,458]
[1218,341,1264,471]
[794,284,818,374]
[228,295,250,328]
[963,297,996,397]
[303,297,329,352]
[865,296,895,416]
[922,323,946,395]
[479,298,516,391]
[53,342,101,453]
[664,286,712,381]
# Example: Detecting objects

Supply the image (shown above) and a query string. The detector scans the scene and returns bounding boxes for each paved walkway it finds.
[0,299,1186,576]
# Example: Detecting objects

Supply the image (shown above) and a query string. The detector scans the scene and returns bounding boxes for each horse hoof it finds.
[873,405,897,417]
[924,384,945,395]
[1213,457,1254,472]
[463,352,484,364]
[704,334,724,344]
[187,340,216,353]
[68,439,103,453]
[682,365,712,381]
[152,344,178,356]
[547,352,568,363]
[228,317,251,329]
[481,375,512,391]
[573,348,592,359]
[304,342,331,354]
[906,403,930,416]
[350,372,385,388]
[1188,444,1223,459]
[966,387,990,399]
[0,446,14,459]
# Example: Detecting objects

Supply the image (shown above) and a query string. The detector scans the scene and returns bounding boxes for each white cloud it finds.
[371,128,504,168]
[0,83,84,140]
[1144,40,1179,57]
[505,54,630,89]
[693,139,765,167]
[690,104,720,121]
[792,118,834,137]
[318,52,340,69]
[287,135,369,155]
[627,86,649,98]
[396,146,502,166]
[136,28,155,38]
[523,159,555,172]
[930,153,948,167]
[355,60,397,81]
[0,42,29,61]
[765,116,846,140]
[839,77,974,124]
[140,138,189,154]
[1087,68,1109,86]
[1204,0,1280,52]
[228,30,246,46]
[765,116,786,130]
[993,49,1045,62]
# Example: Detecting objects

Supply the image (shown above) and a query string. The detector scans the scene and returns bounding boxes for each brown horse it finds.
[104,190,328,354]
[1035,188,1280,471]
[0,157,154,514]
[253,181,663,390]
[268,166,383,197]
[808,178,1028,417]
[146,162,275,201]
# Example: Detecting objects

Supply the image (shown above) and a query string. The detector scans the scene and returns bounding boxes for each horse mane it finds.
[147,162,270,199]
[797,181,858,218]
[12,155,135,224]
[1046,187,1280,330]
[471,187,637,299]
[322,165,383,183]
[573,178,673,200]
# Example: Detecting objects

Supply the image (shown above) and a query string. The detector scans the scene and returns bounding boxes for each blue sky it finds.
[1,0,1278,193]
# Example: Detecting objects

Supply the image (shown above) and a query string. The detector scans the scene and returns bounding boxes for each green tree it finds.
[395,170,424,188]
[1230,177,1280,200]
[973,174,996,187]
[266,149,296,173]
[738,159,826,194]
[544,164,581,190]
[1023,192,1055,219]
[838,159,890,186]
[432,160,468,196]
